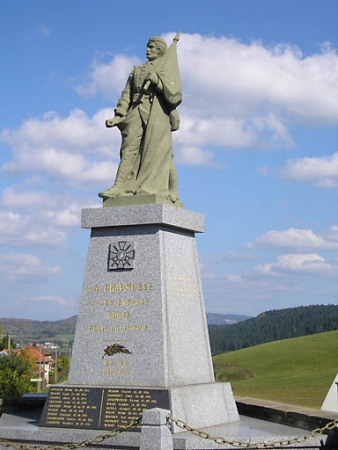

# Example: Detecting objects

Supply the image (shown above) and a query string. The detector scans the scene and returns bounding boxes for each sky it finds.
[0,0,337,321]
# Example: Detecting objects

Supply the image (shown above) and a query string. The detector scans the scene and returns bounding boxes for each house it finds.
[14,344,53,385]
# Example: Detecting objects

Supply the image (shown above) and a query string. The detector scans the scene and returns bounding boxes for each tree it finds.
[1,335,16,351]
[0,351,35,397]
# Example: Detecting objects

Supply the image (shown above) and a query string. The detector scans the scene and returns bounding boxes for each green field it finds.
[212,330,338,409]
[56,333,75,343]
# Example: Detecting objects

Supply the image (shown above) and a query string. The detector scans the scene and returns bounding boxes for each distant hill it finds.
[209,304,338,355]
[0,313,247,342]
[0,316,77,342]
[206,312,251,326]
[3,305,336,351]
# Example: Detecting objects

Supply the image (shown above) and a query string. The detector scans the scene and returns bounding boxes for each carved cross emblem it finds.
[108,241,135,270]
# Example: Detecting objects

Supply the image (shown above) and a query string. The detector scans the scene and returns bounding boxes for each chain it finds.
[0,416,141,450]
[168,414,338,449]
[1,414,337,449]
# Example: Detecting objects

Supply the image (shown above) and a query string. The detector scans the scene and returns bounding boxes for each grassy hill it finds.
[213,330,338,409]
[209,304,338,354]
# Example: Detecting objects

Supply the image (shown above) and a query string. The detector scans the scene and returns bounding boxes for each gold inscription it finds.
[103,360,129,366]
[169,276,198,298]
[45,387,168,430]
[88,284,99,292]
[88,325,107,332]
[102,368,131,374]
[107,312,131,319]
[104,283,153,292]
[45,387,97,428]
[116,298,150,306]
[91,298,150,307]
[99,299,114,306]
[123,324,148,332]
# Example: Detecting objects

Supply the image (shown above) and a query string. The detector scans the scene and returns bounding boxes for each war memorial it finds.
[0,34,336,449]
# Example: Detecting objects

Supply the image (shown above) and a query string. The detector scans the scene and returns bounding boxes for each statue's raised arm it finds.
[99,33,182,206]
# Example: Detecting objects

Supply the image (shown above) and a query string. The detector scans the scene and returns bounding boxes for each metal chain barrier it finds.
[0,416,141,450]
[0,413,337,450]
[167,414,338,449]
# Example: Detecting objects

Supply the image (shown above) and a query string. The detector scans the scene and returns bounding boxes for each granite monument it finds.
[41,33,239,434]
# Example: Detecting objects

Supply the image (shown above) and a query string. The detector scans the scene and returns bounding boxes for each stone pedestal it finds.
[41,204,238,432]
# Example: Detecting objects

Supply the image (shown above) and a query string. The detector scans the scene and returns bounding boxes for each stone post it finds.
[140,408,173,450]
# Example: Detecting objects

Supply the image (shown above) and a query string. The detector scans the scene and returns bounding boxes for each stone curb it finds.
[236,396,338,431]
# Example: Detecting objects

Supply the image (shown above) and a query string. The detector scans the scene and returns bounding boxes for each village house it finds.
[14,344,53,386]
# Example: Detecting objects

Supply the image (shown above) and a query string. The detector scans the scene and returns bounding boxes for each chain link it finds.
[0,416,141,450]
[0,413,337,449]
[168,414,338,449]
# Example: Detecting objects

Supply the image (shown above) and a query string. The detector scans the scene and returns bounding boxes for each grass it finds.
[212,330,338,409]
[56,333,74,343]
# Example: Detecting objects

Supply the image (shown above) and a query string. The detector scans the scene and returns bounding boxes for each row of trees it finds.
[209,304,338,355]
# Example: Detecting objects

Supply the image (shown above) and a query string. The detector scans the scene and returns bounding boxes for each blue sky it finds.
[1,0,337,320]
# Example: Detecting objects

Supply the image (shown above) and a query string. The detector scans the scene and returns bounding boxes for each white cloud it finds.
[280,152,338,187]
[30,295,76,307]
[24,228,66,246]
[176,144,216,166]
[72,33,338,166]
[249,228,338,250]
[0,109,119,186]
[0,210,66,247]
[0,187,82,228]
[0,253,62,282]
[174,114,272,163]
[0,187,51,209]
[254,253,338,276]
[175,33,338,123]
[76,54,141,99]
[222,274,243,283]
[0,211,22,235]
[77,34,338,124]
[45,207,80,228]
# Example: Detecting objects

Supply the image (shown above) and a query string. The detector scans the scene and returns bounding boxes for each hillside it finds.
[0,313,248,343]
[213,330,338,408]
[209,304,338,355]
[0,316,77,342]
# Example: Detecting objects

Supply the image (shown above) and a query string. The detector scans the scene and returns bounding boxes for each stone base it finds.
[170,382,239,432]
[67,205,213,388]
[41,204,239,434]
[103,194,183,209]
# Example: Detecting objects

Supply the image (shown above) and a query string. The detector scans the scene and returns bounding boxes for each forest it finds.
[209,304,338,355]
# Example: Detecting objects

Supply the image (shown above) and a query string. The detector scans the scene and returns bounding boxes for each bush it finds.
[0,352,35,397]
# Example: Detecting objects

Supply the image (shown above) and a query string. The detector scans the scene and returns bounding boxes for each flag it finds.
[154,32,182,108]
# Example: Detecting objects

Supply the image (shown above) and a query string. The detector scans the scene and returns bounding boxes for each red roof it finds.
[14,346,52,364]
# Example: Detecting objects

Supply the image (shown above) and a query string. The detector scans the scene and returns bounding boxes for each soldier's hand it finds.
[105,117,122,128]
[146,72,159,86]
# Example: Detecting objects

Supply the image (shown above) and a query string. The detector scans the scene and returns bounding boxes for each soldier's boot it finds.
[98,159,132,199]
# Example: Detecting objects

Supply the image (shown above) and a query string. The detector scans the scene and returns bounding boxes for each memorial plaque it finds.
[40,386,170,430]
